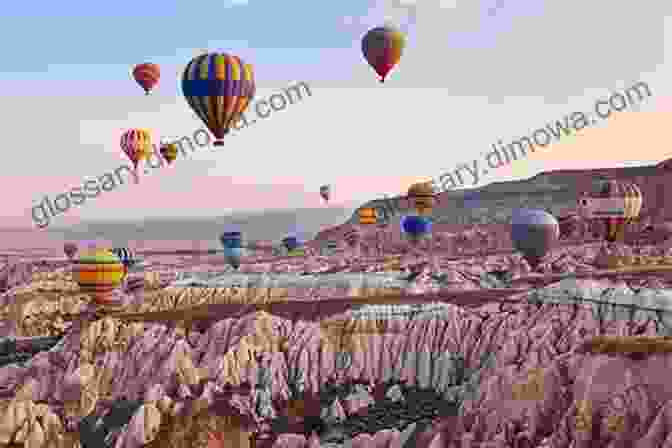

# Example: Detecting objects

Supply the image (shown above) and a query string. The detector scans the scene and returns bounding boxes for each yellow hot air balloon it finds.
[72,248,126,306]
[407,182,436,216]
[120,129,152,184]
[578,179,643,242]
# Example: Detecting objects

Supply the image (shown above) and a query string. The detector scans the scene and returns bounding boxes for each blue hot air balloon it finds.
[282,235,300,251]
[401,215,433,243]
[219,230,243,269]
[510,208,559,269]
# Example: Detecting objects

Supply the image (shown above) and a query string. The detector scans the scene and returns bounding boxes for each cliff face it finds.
[347,159,672,227]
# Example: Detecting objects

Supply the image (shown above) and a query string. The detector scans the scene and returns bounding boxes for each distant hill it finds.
[343,158,672,228]
[45,207,357,247]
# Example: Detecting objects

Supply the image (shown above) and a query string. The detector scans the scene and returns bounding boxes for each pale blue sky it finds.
[3,0,672,228]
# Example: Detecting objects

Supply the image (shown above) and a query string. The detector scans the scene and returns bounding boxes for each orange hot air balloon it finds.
[120,129,152,184]
[361,26,406,83]
[358,207,378,225]
[72,248,126,306]
[132,63,160,95]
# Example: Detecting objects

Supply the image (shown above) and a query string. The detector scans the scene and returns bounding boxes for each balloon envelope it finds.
[588,179,642,242]
[362,26,406,82]
[282,235,300,251]
[510,209,559,268]
[132,63,160,95]
[320,185,330,202]
[181,53,256,146]
[401,215,432,238]
[220,231,243,249]
[72,248,125,305]
[120,129,152,168]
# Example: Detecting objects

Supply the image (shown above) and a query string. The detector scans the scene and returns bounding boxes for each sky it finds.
[3,0,672,229]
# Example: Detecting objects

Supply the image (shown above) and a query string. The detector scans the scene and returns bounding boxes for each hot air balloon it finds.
[132,63,160,95]
[111,247,137,269]
[361,26,406,83]
[72,248,126,306]
[407,182,435,216]
[63,242,78,261]
[120,129,152,184]
[577,179,643,243]
[181,52,256,146]
[160,142,178,165]
[219,230,243,269]
[358,208,378,225]
[320,185,331,202]
[282,235,299,251]
[401,215,432,244]
[510,209,559,270]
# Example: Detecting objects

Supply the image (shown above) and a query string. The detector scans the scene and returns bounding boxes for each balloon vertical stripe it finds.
[182,52,255,146]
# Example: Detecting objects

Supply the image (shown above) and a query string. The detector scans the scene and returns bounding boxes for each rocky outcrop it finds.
[343,159,672,230]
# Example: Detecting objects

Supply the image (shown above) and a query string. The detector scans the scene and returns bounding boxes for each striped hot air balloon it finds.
[181,52,256,147]
[578,179,643,242]
[132,63,160,95]
[407,182,436,216]
[120,129,152,184]
[111,247,137,268]
[72,248,126,306]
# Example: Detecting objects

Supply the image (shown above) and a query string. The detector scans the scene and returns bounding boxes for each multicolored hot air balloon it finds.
[219,230,243,269]
[361,26,406,83]
[160,142,178,165]
[181,52,256,146]
[63,242,78,261]
[401,215,432,244]
[510,209,559,270]
[407,182,435,216]
[577,179,643,243]
[132,63,160,95]
[72,248,126,306]
[120,129,152,184]
[320,185,331,202]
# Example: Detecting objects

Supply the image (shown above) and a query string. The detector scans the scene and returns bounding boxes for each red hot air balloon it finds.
[132,63,160,95]
[361,26,406,83]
